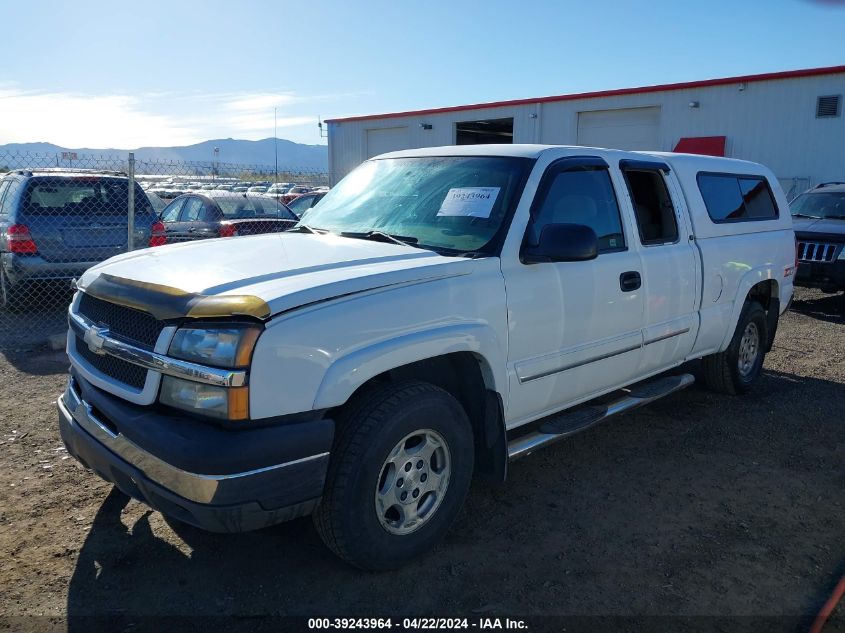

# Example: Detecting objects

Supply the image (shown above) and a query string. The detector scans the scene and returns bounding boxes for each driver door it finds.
[502,157,645,425]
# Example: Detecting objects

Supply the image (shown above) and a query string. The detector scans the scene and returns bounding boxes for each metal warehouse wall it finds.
[328,72,845,193]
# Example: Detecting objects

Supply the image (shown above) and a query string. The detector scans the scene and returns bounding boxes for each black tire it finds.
[313,380,474,571]
[702,301,768,395]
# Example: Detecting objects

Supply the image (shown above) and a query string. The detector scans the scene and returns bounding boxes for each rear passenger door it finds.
[619,160,698,374]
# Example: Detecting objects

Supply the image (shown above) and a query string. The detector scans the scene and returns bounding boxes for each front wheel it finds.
[313,381,474,570]
[702,301,768,395]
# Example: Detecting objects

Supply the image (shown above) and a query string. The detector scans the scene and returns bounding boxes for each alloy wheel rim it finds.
[374,429,451,536]
[737,321,760,378]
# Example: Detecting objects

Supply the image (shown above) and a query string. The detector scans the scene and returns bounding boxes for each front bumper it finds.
[795,259,845,292]
[58,374,333,532]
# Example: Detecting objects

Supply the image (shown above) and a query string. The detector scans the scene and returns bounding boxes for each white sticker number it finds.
[437,187,500,218]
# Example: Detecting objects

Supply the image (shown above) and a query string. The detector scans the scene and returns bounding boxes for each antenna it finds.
[318,116,327,139]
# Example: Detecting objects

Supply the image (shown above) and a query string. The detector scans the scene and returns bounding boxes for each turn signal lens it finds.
[159,376,250,421]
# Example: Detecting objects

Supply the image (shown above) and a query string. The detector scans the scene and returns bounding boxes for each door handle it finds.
[620,271,642,292]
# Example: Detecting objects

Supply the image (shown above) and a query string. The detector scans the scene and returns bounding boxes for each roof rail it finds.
[13,167,128,177]
[814,181,845,189]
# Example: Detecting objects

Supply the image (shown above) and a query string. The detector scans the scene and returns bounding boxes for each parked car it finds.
[281,185,312,204]
[158,191,297,242]
[247,186,268,194]
[145,190,167,214]
[790,181,845,297]
[267,182,294,196]
[58,145,794,570]
[285,190,326,216]
[0,168,164,309]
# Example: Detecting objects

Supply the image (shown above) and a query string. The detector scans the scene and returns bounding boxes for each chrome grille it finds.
[77,292,164,350]
[797,241,841,263]
[75,335,147,390]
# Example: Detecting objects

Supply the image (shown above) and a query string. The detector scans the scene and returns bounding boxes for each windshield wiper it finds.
[340,230,419,247]
[823,214,845,220]
[792,213,822,219]
[289,224,328,234]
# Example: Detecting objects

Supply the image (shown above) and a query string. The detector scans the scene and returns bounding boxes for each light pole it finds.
[213,147,219,180]
[274,107,278,185]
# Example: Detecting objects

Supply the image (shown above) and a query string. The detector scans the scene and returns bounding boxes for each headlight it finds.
[168,324,261,368]
[160,376,249,421]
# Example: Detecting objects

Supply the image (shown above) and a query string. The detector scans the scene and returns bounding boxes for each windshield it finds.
[300,156,532,254]
[789,191,845,219]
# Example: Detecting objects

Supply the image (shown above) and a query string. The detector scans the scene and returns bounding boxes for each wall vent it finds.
[816,95,842,118]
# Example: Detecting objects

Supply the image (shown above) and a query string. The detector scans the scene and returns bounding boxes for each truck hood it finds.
[792,216,845,234]
[77,232,475,318]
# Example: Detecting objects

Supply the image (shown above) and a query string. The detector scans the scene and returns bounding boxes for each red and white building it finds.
[326,65,845,197]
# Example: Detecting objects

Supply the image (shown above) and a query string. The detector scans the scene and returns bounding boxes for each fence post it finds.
[127,152,135,252]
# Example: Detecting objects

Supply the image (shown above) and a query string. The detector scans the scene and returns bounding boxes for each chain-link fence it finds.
[0,150,328,350]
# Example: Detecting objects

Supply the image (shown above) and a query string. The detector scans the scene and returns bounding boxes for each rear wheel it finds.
[702,301,768,395]
[313,381,474,570]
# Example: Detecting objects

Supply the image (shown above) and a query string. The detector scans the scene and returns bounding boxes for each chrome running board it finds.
[507,373,695,461]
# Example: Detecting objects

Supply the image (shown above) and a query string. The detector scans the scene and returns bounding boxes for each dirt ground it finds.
[0,288,843,632]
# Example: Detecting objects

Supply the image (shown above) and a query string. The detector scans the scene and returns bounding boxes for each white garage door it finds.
[366,126,410,158]
[577,107,660,150]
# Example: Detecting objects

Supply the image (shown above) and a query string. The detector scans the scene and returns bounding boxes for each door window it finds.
[160,198,184,222]
[179,197,204,222]
[622,169,679,245]
[529,166,625,253]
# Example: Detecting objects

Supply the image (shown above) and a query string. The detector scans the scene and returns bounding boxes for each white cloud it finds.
[0,88,328,148]
[0,90,200,148]
[224,93,300,112]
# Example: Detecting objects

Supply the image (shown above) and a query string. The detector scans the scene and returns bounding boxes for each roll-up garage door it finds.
[366,127,410,158]
[577,107,660,150]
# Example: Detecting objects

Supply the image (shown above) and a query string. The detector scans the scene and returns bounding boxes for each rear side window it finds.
[697,173,778,223]
[0,180,12,217]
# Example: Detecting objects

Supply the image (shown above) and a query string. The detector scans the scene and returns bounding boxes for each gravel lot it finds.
[0,288,842,632]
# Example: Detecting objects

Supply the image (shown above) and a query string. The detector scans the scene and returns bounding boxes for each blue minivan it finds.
[0,169,164,309]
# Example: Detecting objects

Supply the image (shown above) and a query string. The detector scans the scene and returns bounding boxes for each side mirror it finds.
[522,223,598,264]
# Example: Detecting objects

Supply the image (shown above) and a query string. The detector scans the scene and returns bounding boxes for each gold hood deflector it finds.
[81,273,271,320]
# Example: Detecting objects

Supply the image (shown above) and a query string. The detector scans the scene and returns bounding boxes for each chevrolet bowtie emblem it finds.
[83,325,109,355]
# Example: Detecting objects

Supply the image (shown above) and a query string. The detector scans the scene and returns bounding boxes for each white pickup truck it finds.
[58,145,795,570]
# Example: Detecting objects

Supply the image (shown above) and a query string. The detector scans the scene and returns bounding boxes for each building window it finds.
[816,95,842,118]
[455,118,514,145]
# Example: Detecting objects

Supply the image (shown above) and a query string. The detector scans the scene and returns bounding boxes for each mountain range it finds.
[0,138,328,171]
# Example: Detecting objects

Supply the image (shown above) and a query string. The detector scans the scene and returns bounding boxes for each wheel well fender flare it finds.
[312,322,506,410]
[719,270,779,352]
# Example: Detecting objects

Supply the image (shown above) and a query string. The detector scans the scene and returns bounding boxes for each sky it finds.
[0,0,842,149]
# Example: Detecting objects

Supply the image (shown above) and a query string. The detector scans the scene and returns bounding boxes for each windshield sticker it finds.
[437,187,500,218]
